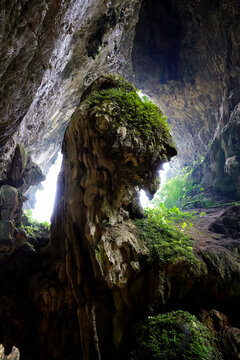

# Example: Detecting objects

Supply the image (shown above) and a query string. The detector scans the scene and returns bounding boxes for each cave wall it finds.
[50,75,177,359]
[0,0,142,180]
[1,0,240,195]
[131,0,240,172]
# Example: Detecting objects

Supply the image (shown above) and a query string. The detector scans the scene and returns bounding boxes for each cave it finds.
[0,0,240,359]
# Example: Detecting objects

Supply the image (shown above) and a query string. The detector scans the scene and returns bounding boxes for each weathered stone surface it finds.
[0,345,19,360]
[0,221,14,246]
[0,0,239,205]
[0,186,18,221]
[209,205,240,238]
[7,144,45,193]
[51,75,176,358]
[1,1,240,359]
[201,310,240,360]
[208,105,240,197]
[200,248,240,302]
[0,146,44,231]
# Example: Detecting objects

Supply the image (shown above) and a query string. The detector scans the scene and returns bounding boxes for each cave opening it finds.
[140,162,170,208]
[32,152,62,222]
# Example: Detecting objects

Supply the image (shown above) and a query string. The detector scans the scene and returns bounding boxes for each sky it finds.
[32,153,63,222]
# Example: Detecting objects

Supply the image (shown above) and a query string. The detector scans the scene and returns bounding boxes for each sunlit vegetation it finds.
[150,166,240,210]
[151,167,202,209]
[22,209,50,239]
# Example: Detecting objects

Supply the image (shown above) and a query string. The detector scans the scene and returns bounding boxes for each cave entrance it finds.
[140,162,170,208]
[32,153,62,222]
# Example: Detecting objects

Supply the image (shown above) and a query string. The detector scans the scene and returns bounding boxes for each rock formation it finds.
[0,76,239,359]
[0,144,44,245]
[1,0,240,359]
[50,75,177,359]
[0,345,19,360]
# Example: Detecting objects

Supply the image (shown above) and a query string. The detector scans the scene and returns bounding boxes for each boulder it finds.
[0,220,15,246]
[209,205,240,238]
[0,186,19,221]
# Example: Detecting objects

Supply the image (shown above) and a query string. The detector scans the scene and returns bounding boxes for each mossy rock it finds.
[130,310,220,360]
[84,74,172,148]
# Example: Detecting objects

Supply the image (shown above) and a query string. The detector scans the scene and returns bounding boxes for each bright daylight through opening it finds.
[139,162,170,208]
[32,153,62,223]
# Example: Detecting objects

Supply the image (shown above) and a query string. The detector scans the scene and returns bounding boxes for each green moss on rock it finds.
[87,75,170,145]
[130,310,220,360]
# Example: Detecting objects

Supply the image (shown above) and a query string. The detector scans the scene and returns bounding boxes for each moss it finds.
[130,310,220,360]
[87,75,170,145]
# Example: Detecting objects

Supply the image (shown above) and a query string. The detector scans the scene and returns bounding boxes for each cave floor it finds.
[181,207,238,254]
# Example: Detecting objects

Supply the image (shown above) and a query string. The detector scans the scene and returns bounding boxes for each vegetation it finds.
[88,76,170,144]
[150,166,240,210]
[22,209,50,238]
[151,167,201,209]
[133,207,201,267]
[130,310,219,360]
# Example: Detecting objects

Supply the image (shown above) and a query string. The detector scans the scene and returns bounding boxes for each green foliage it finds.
[151,203,197,222]
[133,207,200,267]
[151,167,240,210]
[151,167,200,209]
[130,310,219,360]
[88,81,169,144]
[22,209,50,238]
